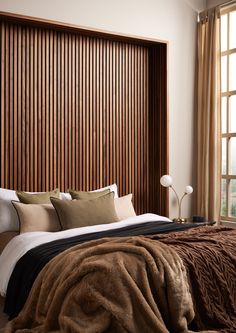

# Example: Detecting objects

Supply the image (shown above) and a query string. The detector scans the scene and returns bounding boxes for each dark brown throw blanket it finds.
[151,227,236,333]
[2,227,235,333]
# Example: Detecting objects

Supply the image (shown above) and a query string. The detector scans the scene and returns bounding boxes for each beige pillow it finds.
[12,202,61,234]
[114,194,136,220]
[51,192,119,230]
[69,188,110,200]
[16,189,60,204]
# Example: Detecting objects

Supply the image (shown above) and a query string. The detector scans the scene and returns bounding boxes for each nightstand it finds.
[174,220,216,226]
[191,221,216,226]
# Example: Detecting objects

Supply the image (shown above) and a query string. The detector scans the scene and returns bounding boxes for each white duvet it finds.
[0,213,171,297]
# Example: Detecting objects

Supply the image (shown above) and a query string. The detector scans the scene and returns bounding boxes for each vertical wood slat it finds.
[0,17,168,216]
[1,22,5,187]
[5,23,9,189]
[29,28,34,190]
[13,25,18,190]
[33,27,37,191]
[9,24,13,189]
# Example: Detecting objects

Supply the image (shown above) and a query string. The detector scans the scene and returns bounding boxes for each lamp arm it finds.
[170,186,181,218]
[179,193,187,219]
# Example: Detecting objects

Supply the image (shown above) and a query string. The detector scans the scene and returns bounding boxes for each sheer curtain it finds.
[195,8,221,222]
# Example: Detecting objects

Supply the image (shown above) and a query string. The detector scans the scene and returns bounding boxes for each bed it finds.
[0,201,235,333]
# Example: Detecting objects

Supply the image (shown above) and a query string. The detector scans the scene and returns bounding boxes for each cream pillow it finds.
[12,202,61,234]
[114,194,136,220]
[51,192,119,230]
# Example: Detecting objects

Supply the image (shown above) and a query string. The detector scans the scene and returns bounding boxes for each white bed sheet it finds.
[0,213,171,297]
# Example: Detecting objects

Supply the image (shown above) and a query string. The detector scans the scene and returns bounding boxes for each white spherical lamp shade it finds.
[185,186,193,194]
[160,175,173,187]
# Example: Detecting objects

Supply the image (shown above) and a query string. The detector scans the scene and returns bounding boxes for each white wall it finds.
[0,0,204,219]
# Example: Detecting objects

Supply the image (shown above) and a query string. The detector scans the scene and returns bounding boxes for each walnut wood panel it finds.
[0,13,168,216]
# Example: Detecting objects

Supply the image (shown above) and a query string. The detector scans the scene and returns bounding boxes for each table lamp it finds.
[160,175,193,223]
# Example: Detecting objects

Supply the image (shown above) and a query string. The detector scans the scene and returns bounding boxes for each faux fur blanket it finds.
[1,235,216,333]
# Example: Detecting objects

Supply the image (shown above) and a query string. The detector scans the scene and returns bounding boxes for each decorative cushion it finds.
[0,188,68,232]
[16,189,60,204]
[69,188,110,200]
[69,184,119,200]
[12,202,61,234]
[51,192,119,230]
[114,194,136,220]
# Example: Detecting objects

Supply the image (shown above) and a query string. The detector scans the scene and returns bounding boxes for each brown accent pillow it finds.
[0,231,18,254]
[51,192,119,230]
[12,202,61,234]
[114,194,136,220]
[69,188,110,200]
[16,189,60,204]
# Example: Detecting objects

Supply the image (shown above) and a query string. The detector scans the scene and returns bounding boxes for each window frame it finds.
[220,5,236,223]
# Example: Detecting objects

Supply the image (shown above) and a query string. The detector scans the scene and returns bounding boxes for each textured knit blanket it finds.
[1,234,216,333]
[151,226,236,333]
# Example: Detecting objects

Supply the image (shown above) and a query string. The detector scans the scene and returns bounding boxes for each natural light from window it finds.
[220,7,236,221]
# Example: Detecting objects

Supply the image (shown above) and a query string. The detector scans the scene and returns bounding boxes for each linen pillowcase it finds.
[0,188,71,233]
[12,202,61,234]
[16,189,60,204]
[51,192,119,230]
[69,188,110,200]
[68,183,119,200]
[114,194,136,220]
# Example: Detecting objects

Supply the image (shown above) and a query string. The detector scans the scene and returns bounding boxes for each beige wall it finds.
[185,0,206,11]
[206,0,227,8]
[0,0,204,219]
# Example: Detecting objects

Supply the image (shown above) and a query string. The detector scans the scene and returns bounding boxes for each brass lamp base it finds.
[173,218,187,224]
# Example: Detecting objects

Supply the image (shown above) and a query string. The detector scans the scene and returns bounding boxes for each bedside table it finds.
[173,220,216,226]
[204,221,216,226]
[191,221,216,226]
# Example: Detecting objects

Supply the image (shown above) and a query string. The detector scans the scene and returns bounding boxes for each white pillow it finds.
[0,188,71,232]
[92,184,118,198]
[60,192,71,200]
[0,189,19,232]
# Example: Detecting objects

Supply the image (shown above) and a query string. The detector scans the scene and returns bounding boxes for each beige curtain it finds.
[195,8,221,222]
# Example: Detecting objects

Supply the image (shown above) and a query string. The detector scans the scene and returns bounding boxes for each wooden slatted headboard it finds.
[0,12,168,216]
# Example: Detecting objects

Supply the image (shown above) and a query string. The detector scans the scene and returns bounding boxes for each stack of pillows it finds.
[0,185,136,235]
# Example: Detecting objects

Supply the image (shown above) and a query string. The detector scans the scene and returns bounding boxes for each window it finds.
[220,7,236,222]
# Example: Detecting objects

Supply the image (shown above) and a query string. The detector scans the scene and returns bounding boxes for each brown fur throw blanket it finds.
[2,227,235,333]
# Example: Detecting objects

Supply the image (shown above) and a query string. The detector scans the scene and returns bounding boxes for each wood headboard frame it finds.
[0,12,169,216]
